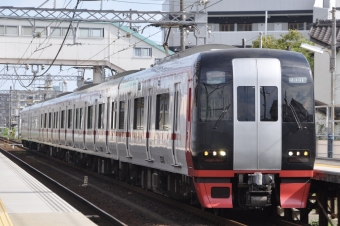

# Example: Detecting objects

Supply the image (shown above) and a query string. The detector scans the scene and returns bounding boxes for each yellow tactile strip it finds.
[0,199,13,226]
[315,163,340,169]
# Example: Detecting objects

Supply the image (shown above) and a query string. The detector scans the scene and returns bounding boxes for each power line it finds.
[23,0,81,88]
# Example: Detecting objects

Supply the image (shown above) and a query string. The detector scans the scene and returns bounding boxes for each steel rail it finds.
[0,138,127,226]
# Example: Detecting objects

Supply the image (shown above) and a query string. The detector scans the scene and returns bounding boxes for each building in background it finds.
[0,89,62,128]
[162,0,335,50]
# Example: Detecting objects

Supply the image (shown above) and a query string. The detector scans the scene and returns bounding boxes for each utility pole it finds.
[180,0,185,51]
[329,7,337,158]
[9,86,11,129]
[129,9,132,30]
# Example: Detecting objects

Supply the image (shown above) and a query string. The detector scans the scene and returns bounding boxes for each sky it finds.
[2,0,165,91]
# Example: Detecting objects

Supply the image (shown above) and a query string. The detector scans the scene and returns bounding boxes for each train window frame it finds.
[67,109,72,129]
[87,105,93,129]
[282,67,314,123]
[98,103,105,129]
[155,93,169,131]
[75,108,79,129]
[80,108,83,129]
[48,112,52,128]
[237,86,255,122]
[119,101,125,130]
[54,112,58,128]
[44,113,47,128]
[260,86,278,122]
[133,97,145,130]
[111,101,117,129]
[61,110,65,129]
[40,114,43,128]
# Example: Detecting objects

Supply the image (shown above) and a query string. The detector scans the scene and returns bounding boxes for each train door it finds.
[72,105,75,146]
[106,98,110,151]
[39,114,42,141]
[126,94,132,157]
[46,110,49,142]
[233,58,281,170]
[50,111,53,142]
[145,89,153,161]
[171,83,181,166]
[28,113,31,139]
[94,99,98,150]
[58,108,61,144]
[83,103,87,148]
[65,106,68,143]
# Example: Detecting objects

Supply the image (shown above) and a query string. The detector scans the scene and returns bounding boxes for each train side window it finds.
[41,114,43,128]
[119,101,125,129]
[87,106,93,129]
[44,113,47,128]
[111,101,117,129]
[68,109,72,129]
[260,86,278,121]
[80,108,83,129]
[155,93,169,130]
[98,103,105,129]
[54,112,58,128]
[133,97,144,130]
[61,110,65,128]
[48,112,52,128]
[237,86,255,121]
[75,108,79,129]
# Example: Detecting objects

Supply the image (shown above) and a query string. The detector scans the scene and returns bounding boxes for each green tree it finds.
[252,30,315,72]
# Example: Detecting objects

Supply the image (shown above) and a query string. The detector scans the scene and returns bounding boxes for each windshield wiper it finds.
[284,98,302,130]
[213,104,231,129]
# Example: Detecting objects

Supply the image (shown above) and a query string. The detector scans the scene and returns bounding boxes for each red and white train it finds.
[21,48,315,210]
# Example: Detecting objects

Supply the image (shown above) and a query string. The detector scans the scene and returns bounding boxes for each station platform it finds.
[0,152,96,226]
[314,158,340,183]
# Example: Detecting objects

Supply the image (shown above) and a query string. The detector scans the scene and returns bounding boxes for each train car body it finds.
[21,49,315,210]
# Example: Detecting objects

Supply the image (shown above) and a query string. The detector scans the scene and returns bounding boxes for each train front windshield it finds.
[199,68,233,122]
[282,66,314,123]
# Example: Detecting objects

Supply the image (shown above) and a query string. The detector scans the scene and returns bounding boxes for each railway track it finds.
[1,137,305,226]
[0,138,126,226]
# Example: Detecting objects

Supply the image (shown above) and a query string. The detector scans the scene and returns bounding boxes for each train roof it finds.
[21,48,310,113]
[198,48,310,69]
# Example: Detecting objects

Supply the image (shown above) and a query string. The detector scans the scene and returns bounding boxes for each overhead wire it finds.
[75,0,198,68]
[23,0,81,89]
[10,0,75,89]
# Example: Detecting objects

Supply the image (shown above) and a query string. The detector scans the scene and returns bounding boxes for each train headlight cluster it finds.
[203,150,227,163]
[287,150,310,163]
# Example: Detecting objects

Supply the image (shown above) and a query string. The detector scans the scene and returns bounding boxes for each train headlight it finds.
[203,150,227,163]
[287,150,310,163]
